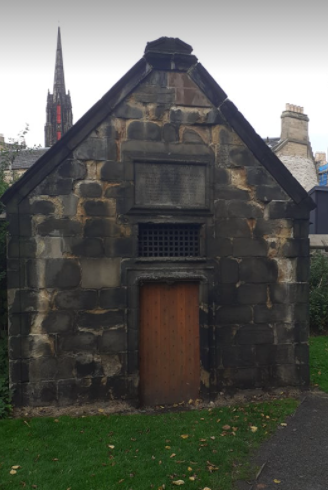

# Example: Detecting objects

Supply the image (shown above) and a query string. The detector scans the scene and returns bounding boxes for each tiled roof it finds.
[9,148,49,169]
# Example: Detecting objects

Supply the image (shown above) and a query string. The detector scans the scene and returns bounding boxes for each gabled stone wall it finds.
[6,69,310,407]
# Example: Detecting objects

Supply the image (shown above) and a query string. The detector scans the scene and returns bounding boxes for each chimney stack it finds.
[281,103,309,143]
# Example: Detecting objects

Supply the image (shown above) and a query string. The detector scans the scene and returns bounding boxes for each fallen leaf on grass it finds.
[210,436,215,440]
[165,446,171,449]
[12,466,20,469]
[280,423,287,427]
[180,435,188,439]
[250,426,258,432]
[203,487,212,490]
[170,454,176,458]
[273,479,281,484]
[10,470,17,475]
[189,477,195,481]
[187,467,193,471]
[54,419,59,423]
[52,458,59,461]
[222,425,231,430]
[108,445,115,449]
[172,481,185,486]
[118,479,124,483]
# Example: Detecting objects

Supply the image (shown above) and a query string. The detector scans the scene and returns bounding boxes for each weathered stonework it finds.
[2,37,314,407]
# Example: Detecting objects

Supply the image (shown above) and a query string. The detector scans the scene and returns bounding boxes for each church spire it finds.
[45,28,73,147]
[53,27,66,98]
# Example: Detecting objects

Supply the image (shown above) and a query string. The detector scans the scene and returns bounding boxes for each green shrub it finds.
[0,332,11,418]
[310,252,328,333]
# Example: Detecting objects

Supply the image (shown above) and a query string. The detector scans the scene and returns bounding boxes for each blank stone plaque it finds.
[135,162,206,208]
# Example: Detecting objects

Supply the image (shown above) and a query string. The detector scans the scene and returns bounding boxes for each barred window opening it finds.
[138,224,201,257]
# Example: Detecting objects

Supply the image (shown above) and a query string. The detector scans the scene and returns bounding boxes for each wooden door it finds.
[139,282,200,406]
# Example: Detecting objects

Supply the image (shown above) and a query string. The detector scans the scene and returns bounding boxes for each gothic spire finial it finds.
[53,26,66,97]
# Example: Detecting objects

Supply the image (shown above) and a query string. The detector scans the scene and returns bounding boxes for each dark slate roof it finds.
[264,137,280,150]
[10,148,49,170]
[1,37,315,211]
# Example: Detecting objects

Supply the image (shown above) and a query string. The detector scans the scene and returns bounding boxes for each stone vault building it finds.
[1,37,315,407]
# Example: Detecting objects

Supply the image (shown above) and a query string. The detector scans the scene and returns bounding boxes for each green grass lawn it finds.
[310,335,328,392]
[0,399,297,490]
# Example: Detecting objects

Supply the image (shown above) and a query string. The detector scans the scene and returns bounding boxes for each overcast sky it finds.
[1,0,328,156]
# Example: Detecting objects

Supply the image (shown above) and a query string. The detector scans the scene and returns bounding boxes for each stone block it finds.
[10,290,45,314]
[45,259,81,288]
[274,323,295,343]
[77,310,124,329]
[59,333,97,353]
[218,258,239,283]
[8,238,36,258]
[256,344,294,366]
[61,195,78,216]
[239,258,278,283]
[254,304,292,323]
[144,71,167,87]
[222,345,255,368]
[29,357,75,381]
[246,168,275,186]
[256,185,288,202]
[215,325,238,344]
[76,354,103,378]
[84,219,122,237]
[99,288,127,309]
[42,311,75,333]
[176,88,211,107]
[37,217,82,237]
[8,214,32,237]
[54,289,98,310]
[214,186,250,201]
[100,161,124,181]
[216,219,251,238]
[79,182,103,198]
[233,238,268,257]
[83,200,115,217]
[81,258,120,288]
[69,237,105,257]
[296,257,310,282]
[269,283,309,304]
[207,234,232,257]
[293,220,309,238]
[98,328,126,353]
[227,201,263,219]
[134,86,175,104]
[31,200,55,215]
[183,129,204,143]
[295,343,309,365]
[294,322,309,343]
[236,324,274,344]
[229,147,259,167]
[34,178,73,196]
[104,184,125,199]
[28,381,58,406]
[127,121,161,141]
[282,239,309,257]
[214,167,230,185]
[9,360,29,383]
[237,284,267,304]
[215,284,237,305]
[272,364,299,385]
[170,109,201,124]
[253,219,293,238]
[215,305,252,324]
[105,237,134,257]
[58,160,87,179]
[73,138,109,161]
[114,103,143,119]
[162,123,179,143]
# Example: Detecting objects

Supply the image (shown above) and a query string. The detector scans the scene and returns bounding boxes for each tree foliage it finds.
[310,252,328,333]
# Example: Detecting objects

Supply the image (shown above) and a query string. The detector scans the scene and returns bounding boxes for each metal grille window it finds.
[138,224,201,257]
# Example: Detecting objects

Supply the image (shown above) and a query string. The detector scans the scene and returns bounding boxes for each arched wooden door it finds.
[139,282,200,406]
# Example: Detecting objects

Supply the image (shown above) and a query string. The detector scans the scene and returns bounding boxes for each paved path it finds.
[246,393,328,490]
